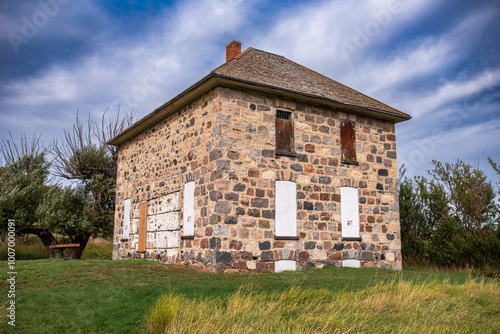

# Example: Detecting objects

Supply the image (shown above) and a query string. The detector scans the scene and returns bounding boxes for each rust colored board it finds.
[138,202,148,252]
[49,244,80,249]
[341,120,356,162]
[276,118,294,154]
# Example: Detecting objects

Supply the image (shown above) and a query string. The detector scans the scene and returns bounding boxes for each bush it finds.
[0,234,48,260]
[399,160,500,270]
[81,238,112,259]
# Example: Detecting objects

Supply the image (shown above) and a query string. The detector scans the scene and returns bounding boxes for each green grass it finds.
[147,280,500,334]
[0,259,498,333]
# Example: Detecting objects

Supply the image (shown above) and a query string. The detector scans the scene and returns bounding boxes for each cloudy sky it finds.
[1,0,499,181]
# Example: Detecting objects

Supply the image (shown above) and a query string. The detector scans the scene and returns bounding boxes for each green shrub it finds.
[0,234,48,260]
[81,239,112,259]
[399,160,500,270]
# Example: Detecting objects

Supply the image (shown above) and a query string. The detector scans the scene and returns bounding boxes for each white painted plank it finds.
[341,187,359,238]
[122,199,131,240]
[183,182,195,236]
[275,181,297,237]
[148,192,180,215]
[342,259,360,268]
[275,260,296,272]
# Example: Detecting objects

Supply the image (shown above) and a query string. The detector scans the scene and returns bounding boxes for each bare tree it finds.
[1,109,134,260]
[96,108,134,159]
[0,132,46,173]
[48,109,134,258]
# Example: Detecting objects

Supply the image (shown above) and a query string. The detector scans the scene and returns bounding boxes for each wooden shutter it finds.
[340,120,356,162]
[276,111,295,155]
[138,202,147,252]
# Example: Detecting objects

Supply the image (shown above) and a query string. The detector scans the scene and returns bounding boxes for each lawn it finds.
[1,259,499,333]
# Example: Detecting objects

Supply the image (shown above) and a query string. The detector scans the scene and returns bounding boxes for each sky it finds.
[1,0,499,183]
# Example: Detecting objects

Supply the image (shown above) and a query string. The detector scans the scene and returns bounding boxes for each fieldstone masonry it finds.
[113,85,403,272]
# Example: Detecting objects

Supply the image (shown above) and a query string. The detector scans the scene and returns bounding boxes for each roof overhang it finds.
[108,73,411,146]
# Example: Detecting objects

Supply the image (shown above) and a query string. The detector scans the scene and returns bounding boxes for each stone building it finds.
[110,41,411,272]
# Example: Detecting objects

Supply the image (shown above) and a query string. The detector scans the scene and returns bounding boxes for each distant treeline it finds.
[399,159,500,269]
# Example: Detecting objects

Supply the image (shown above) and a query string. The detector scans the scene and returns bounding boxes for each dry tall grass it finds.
[0,298,7,326]
[146,278,500,334]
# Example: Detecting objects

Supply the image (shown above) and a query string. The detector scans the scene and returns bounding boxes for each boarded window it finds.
[340,120,356,163]
[275,110,295,155]
[341,187,360,239]
[183,182,195,236]
[122,199,131,240]
[275,181,297,237]
[275,260,296,272]
[138,201,147,252]
[342,259,360,268]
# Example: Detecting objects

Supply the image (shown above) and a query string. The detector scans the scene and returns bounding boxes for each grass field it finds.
[0,259,499,333]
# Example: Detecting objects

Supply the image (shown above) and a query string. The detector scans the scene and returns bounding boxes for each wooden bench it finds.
[49,244,80,259]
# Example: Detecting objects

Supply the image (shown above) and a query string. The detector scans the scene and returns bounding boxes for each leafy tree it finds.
[489,157,500,199]
[0,110,133,259]
[35,185,90,258]
[49,111,133,258]
[0,134,65,258]
[428,160,498,239]
[399,159,500,269]
[489,157,500,175]
[399,167,428,260]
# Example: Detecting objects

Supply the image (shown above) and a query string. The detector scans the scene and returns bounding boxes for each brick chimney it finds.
[226,40,241,62]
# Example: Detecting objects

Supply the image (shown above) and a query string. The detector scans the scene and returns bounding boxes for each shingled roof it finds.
[214,47,409,118]
[109,46,410,145]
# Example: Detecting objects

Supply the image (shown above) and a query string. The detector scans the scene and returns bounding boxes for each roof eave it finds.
[108,74,410,146]
[212,74,412,123]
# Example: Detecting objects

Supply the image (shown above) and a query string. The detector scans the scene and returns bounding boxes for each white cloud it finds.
[398,117,500,178]
[357,4,499,98]
[1,0,499,183]
[423,69,499,116]
[253,0,435,71]
[0,0,256,145]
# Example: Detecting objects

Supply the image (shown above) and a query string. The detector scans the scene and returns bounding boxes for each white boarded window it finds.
[122,199,131,240]
[275,181,297,237]
[275,260,296,272]
[183,182,195,236]
[342,259,360,268]
[341,187,359,239]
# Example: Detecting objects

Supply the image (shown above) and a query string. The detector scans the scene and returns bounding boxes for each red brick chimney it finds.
[226,40,241,62]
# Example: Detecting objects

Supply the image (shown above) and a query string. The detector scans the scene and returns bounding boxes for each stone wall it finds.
[113,87,220,261]
[113,85,402,272]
